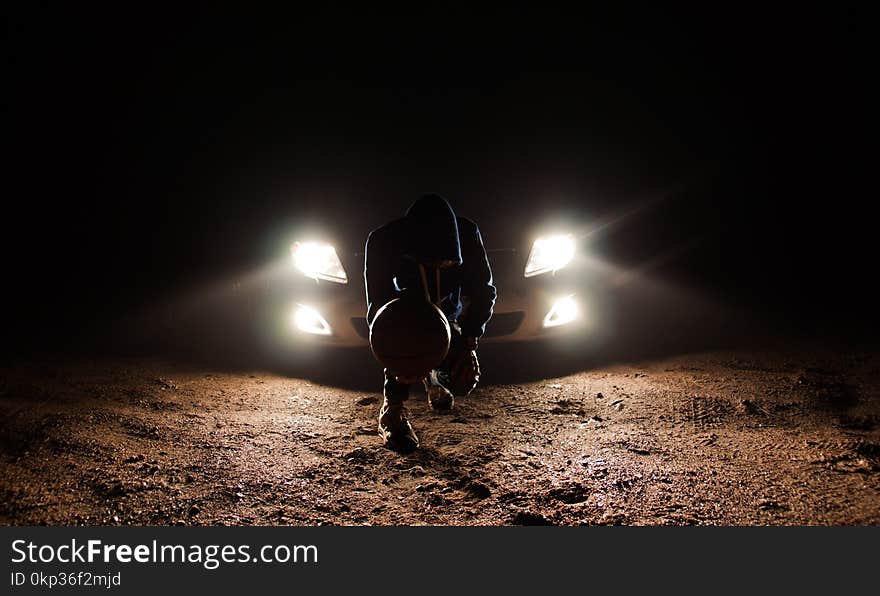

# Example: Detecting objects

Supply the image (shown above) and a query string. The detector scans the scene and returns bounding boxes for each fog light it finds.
[543,295,578,328]
[292,304,332,335]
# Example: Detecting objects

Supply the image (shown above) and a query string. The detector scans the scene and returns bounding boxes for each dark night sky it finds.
[5,7,875,351]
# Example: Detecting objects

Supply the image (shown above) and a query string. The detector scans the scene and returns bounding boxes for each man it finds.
[364,194,496,452]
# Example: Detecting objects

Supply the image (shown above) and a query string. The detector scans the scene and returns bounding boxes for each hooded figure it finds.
[364,194,496,451]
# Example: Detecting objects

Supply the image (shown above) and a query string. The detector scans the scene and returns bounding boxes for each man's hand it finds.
[448,336,480,396]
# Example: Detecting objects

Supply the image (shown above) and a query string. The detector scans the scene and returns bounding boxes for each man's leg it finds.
[378,369,419,452]
[424,327,460,411]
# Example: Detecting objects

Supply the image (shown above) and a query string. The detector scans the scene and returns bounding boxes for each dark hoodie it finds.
[364,194,496,338]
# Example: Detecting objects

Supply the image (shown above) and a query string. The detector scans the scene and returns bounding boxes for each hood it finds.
[404,194,462,266]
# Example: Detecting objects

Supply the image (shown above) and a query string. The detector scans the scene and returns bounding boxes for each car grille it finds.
[482,311,525,337]
[353,310,524,340]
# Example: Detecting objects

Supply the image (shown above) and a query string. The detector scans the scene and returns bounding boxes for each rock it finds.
[343,447,377,464]
[757,498,786,511]
[548,484,590,504]
[466,481,492,500]
[424,494,448,507]
[100,481,127,496]
[738,399,765,415]
[511,511,554,526]
[155,378,178,391]
[188,505,200,516]
[407,465,426,477]
[596,392,604,399]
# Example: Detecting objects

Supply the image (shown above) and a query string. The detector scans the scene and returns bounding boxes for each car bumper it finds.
[275,249,593,348]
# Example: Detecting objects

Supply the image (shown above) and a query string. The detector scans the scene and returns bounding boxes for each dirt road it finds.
[2,347,878,525]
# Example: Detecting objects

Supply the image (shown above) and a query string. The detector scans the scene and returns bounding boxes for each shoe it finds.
[425,380,454,411]
[378,398,419,452]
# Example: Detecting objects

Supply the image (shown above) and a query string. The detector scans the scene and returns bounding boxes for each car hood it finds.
[282,193,593,260]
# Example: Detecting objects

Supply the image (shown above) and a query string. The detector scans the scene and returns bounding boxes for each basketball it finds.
[369,297,451,378]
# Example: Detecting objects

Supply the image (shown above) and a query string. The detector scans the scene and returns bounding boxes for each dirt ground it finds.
[2,346,879,526]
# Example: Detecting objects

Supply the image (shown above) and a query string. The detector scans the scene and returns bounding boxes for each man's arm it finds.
[364,227,398,325]
[457,219,496,339]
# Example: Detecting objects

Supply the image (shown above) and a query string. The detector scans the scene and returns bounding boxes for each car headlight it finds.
[291,241,348,283]
[524,234,576,277]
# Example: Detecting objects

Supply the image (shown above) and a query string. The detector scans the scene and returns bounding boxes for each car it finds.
[262,199,602,351]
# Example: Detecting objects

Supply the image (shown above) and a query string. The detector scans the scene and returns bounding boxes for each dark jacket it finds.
[364,195,496,338]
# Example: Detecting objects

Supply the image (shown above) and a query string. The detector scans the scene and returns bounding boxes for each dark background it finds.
[5,6,874,357]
